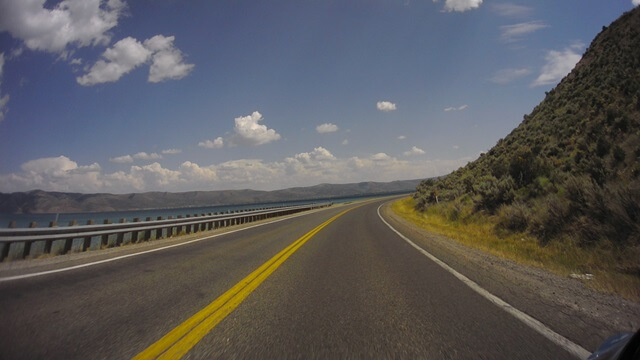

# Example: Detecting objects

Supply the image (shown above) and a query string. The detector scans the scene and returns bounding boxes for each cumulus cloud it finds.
[438,0,483,12]
[634,0,640,6]
[109,154,134,163]
[397,135,406,140]
[77,35,193,85]
[161,148,182,154]
[0,0,125,55]
[491,3,533,17]
[0,150,476,193]
[500,21,549,42]
[0,156,106,193]
[376,101,396,112]
[403,146,426,156]
[198,137,224,149]
[144,35,194,83]
[231,111,281,146]
[133,152,162,160]
[371,153,392,161]
[109,152,161,163]
[342,139,349,145]
[316,123,339,133]
[489,68,532,84]
[0,53,8,122]
[444,104,468,112]
[531,43,583,87]
[77,37,151,85]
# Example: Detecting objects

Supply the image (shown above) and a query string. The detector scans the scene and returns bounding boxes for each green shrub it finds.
[496,202,530,232]
[474,176,516,213]
[529,194,571,245]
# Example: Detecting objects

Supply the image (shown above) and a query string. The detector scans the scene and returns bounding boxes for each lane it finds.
[185,199,576,359]
[0,203,351,359]
[0,197,583,359]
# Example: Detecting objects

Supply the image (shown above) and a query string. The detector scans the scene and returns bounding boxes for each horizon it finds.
[0,1,637,194]
[1,178,422,196]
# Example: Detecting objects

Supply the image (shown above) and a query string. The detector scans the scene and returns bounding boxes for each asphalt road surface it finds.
[0,198,582,359]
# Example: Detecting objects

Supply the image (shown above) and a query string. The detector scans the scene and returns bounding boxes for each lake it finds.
[0,193,406,228]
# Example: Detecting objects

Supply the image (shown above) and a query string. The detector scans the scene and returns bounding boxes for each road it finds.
[0,198,583,359]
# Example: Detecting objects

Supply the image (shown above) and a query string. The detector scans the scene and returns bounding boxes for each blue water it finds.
[0,193,405,228]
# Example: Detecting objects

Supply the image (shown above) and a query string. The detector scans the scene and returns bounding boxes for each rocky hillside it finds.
[415,8,640,248]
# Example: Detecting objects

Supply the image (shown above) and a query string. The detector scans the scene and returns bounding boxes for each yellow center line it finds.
[133,206,355,360]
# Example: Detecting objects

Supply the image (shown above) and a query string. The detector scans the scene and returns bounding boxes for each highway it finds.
[0,198,584,359]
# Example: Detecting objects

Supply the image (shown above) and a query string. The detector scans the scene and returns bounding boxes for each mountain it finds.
[0,179,420,214]
[415,8,640,248]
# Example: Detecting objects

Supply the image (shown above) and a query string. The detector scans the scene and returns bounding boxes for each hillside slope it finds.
[415,8,640,250]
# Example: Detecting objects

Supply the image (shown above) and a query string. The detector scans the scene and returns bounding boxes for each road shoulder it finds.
[380,201,640,352]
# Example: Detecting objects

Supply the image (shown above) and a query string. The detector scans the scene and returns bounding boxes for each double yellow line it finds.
[133,207,353,360]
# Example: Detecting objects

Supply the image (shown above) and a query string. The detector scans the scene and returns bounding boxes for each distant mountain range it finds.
[0,179,421,214]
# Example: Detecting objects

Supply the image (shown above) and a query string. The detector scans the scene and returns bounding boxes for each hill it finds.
[0,179,420,214]
[414,8,640,250]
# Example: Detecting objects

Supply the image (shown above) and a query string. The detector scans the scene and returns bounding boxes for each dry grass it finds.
[392,197,640,301]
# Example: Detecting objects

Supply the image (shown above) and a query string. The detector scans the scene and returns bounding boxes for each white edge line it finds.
[0,210,322,283]
[376,203,591,360]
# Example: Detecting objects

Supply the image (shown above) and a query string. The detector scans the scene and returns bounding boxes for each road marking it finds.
[133,207,353,360]
[0,209,328,283]
[376,203,591,360]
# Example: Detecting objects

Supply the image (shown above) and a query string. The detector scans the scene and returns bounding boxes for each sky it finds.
[0,0,637,194]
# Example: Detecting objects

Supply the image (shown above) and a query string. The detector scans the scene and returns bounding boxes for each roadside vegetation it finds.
[401,8,640,301]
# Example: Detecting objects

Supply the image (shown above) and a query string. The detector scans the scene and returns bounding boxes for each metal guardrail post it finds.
[115,218,126,246]
[101,219,110,248]
[83,220,95,251]
[144,217,152,241]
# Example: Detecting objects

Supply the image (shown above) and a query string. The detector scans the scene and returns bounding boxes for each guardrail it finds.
[0,202,332,262]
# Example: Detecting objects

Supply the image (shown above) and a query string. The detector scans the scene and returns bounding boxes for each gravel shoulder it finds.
[381,201,640,352]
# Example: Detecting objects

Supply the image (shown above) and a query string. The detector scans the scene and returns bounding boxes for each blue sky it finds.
[0,0,636,193]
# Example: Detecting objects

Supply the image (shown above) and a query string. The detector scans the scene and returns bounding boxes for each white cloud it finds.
[232,111,281,146]
[0,53,8,122]
[179,161,218,183]
[77,34,193,85]
[161,148,182,154]
[634,0,640,6]
[371,153,392,161]
[144,35,194,83]
[453,145,460,149]
[198,137,224,149]
[491,3,533,17]
[342,139,349,145]
[444,104,468,112]
[77,37,152,85]
[500,21,549,42]
[0,0,125,54]
[316,123,339,133]
[376,101,397,112]
[531,43,583,87]
[0,151,476,193]
[489,68,532,84]
[133,152,162,160]
[110,152,161,163]
[109,154,133,163]
[403,146,426,156]
[129,162,181,189]
[440,0,483,12]
[397,135,406,140]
